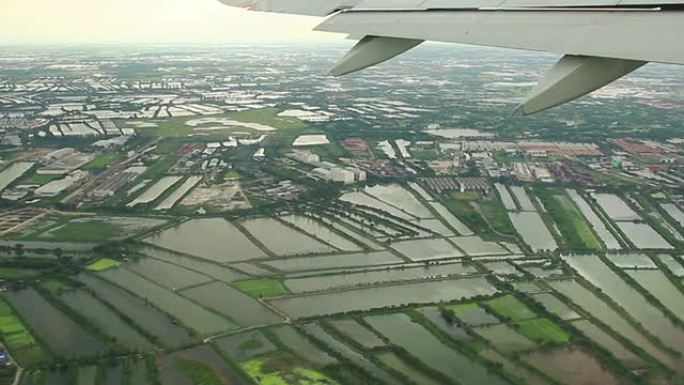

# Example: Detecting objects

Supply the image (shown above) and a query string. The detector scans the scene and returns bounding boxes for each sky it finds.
[0,0,344,45]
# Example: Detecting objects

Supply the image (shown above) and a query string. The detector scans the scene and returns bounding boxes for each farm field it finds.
[5,187,684,385]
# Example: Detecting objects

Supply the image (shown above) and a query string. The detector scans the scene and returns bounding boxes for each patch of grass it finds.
[444,302,478,313]
[47,220,123,242]
[241,354,338,385]
[449,191,480,201]
[239,338,265,351]
[142,109,305,138]
[465,339,489,353]
[485,295,537,322]
[478,200,517,237]
[230,108,305,130]
[233,279,288,298]
[82,153,124,171]
[0,298,49,366]
[39,279,74,295]
[86,258,121,272]
[444,200,490,234]
[0,268,38,279]
[514,318,570,345]
[18,172,62,186]
[224,171,241,181]
[310,142,347,159]
[535,188,602,250]
[176,358,224,385]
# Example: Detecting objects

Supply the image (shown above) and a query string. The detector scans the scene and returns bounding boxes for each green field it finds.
[140,108,305,138]
[0,299,49,366]
[234,279,289,298]
[478,201,518,237]
[176,358,224,385]
[39,279,74,295]
[86,258,121,272]
[443,200,491,234]
[47,220,124,242]
[0,268,38,279]
[241,354,338,385]
[449,191,481,201]
[224,171,242,181]
[18,172,62,186]
[230,108,305,130]
[82,153,124,171]
[485,295,537,322]
[515,318,571,344]
[536,189,603,250]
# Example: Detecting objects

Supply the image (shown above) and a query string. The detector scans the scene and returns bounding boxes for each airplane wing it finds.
[218,0,684,114]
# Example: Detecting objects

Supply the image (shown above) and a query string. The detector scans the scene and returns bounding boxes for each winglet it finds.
[329,36,424,77]
[520,55,647,115]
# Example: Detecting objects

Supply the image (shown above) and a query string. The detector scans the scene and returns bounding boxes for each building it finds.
[34,170,88,197]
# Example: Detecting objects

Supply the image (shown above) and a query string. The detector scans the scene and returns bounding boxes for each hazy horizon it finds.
[1,0,344,44]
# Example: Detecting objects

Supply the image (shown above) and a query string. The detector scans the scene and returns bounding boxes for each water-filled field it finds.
[181,281,283,326]
[126,257,213,290]
[59,289,156,351]
[145,218,268,263]
[141,246,245,282]
[262,251,402,272]
[269,277,498,319]
[77,274,194,347]
[284,262,476,293]
[98,268,235,335]
[566,189,622,249]
[366,313,511,385]
[524,347,626,385]
[563,255,684,353]
[5,288,107,358]
[549,279,682,372]
[390,238,463,261]
[509,212,558,251]
[240,218,335,256]
[280,215,362,251]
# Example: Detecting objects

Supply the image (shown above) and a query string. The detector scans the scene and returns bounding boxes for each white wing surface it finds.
[219,0,684,113]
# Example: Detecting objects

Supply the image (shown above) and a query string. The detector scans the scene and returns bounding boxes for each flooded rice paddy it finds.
[240,217,335,256]
[591,193,641,221]
[390,238,463,261]
[97,268,235,335]
[262,251,402,272]
[77,274,194,347]
[549,279,682,372]
[180,281,283,326]
[59,289,155,351]
[366,313,510,385]
[495,184,517,211]
[615,222,673,249]
[279,215,362,252]
[141,246,245,283]
[284,262,476,293]
[269,277,498,319]
[271,326,337,367]
[524,347,626,385]
[145,218,268,263]
[508,212,558,251]
[566,189,622,249]
[301,323,396,384]
[563,255,684,354]
[475,324,537,352]
[326,319,386,349]
[126,257,213,290]
[5,288,107,358]
[571,319,645,369]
